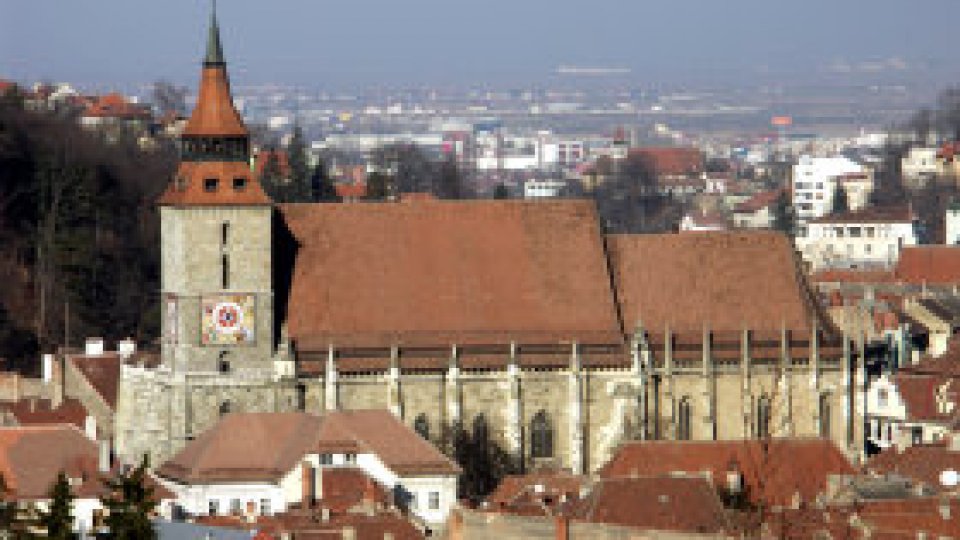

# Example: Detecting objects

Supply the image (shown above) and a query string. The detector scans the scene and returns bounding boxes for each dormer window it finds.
[204,178,219,192]
[233,177,247,191]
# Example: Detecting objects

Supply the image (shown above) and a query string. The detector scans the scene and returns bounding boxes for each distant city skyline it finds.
[2,0,959,90]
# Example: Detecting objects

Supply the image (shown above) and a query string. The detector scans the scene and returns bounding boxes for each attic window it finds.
[204,178,219,192]
[233,177,247,191]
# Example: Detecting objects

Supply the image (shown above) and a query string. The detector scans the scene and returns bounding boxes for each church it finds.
[114,8,863,472]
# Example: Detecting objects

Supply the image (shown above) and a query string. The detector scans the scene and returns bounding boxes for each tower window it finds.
[204,178,219,192]
[218,352,230,374]
[233,177,247,191]
[296,383,307,411]
[221,254,230,289]
[530,410,554,458]
[221,222,230,246]
[677,397,692,441]
[414,414,430,440]
[219,401,232,416]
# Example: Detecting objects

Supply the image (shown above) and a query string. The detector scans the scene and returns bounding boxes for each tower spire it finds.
[205,0,225,66]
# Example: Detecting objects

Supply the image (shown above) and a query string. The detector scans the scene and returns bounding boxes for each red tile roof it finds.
[81,93,150,120]
[608,231,821,335]
[628,147,705,177]
[810,205,913,225]
[158,410,459,484]
[280,200,623,349]
[892,374,955,422]
[182,66,247,137]
[1,398,88,430]
[568,476,729,534]
[733,189,783,214]
[334,183,366,199]
[157,160,271,206]
[599,439,854,507]
[486,470,586,515]
[70,353,121,409]
[0,425,98,500]
[317,468,390,513]
[859,497,960,537]
[867,442,960,489]
[896,246,960,285]
[810,269,897,284]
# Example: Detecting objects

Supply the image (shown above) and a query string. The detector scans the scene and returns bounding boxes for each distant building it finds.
[795,205,916,271]
[523,178,566,199]
[792,155,866,222]
[946,202,960,245]
[731,189,782,229]
[679,211,727,232]
[902,147,939,187]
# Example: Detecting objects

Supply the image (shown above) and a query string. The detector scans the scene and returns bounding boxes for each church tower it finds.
[155,3,277,436]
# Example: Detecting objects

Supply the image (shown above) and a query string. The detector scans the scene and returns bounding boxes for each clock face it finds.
[201,294,256,346]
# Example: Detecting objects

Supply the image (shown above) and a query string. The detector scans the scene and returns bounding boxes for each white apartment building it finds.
[474,132,585,171]
[795,206,916,270]
[792,155,867,222]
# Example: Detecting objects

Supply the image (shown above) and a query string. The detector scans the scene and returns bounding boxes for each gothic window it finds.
[219,400,232,416]
[414,414,430,441]
[819,393,831,438]
[677,397,692,440]
[530,410,554,458]
[756,395,772,438]
[221,254,230,289]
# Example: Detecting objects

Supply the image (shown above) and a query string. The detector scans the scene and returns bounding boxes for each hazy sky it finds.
[2,0,958,89]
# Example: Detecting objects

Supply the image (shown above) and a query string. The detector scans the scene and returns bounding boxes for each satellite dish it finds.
[940,469,958,487]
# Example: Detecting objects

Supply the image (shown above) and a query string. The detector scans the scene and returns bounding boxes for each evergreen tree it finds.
[0,473,32,539]
[831,182,849,214]
[101,457,157,540]
[364,172,392,201]
[310,158,340,203]
[493,183,509,200]
[37,472,75,540]
[286,124,312,202]
[772,190,796,237]
[259,149,285,202]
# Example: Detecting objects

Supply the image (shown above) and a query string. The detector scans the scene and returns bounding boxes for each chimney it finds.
[42,354,54,383]
[554,515,569,540]
[85,415,98,441]
[340,527,356,540]
[51,355,64,408]
[98,439,111,474]
[302,462,315,508]
[85,338,105,357]
[940,497,952,521]
[321,507,330,522]
[29,397,36,413]
[117,338,136,359]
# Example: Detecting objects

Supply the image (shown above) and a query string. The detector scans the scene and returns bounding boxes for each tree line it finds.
[0,93,172,371]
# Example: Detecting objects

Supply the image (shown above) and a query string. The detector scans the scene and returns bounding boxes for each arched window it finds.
[756,395,772,438]
[219,400,232,417]
[677,397,692,440]
[414,414,430,441]
[530,410,554,458]
[819,393,831,439]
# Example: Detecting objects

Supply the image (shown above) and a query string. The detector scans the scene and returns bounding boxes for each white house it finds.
[679,211,727,232]
[0,425,173,537]
[865,372,956,452]
[155,410,460,526]
[792,155,867,222]
[523,179,567,199]
[795,205,916,271]
[731,189,782,229]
